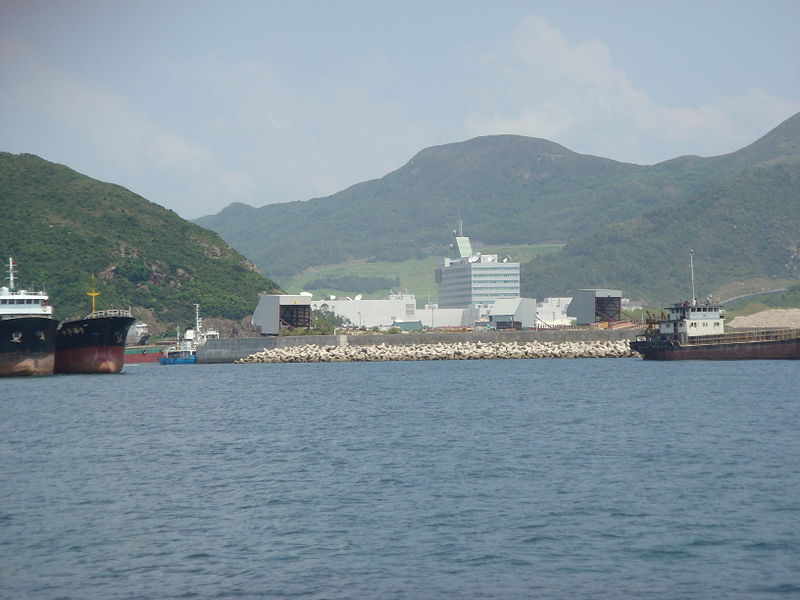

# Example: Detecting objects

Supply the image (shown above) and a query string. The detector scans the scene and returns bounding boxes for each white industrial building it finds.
[488,298,538,329]
[312,293,417,329]
[535,297,575,327]
[567,289,622,325]
[435,224,520,309]
[252,294,312,335]
[253,222,583,332]
[256,292,576,332]
[311,293,477,329]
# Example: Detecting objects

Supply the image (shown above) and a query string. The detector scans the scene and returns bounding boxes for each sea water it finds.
[1,358,799,599]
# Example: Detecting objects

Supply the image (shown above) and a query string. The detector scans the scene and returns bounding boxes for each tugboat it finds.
[631,253,800,360]
[54,275,135,374]
[0,257,60,376]
[159,304,219,365]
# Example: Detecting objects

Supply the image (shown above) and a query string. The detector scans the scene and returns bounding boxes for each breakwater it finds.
[199,329,639,363]
[236,339,634,363]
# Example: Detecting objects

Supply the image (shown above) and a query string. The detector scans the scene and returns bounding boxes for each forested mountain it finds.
[521,162,800,303]
[0,153,281,330]
[196,113,800,289]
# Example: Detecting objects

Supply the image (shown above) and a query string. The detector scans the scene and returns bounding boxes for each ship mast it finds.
[87,274,101,314]
[689,249,696,306]
[7,257,16,291]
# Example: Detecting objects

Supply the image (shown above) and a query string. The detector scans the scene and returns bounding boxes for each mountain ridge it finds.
[195,113,800,305]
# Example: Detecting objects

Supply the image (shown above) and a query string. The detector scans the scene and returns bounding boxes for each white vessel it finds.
[0,257,60,376]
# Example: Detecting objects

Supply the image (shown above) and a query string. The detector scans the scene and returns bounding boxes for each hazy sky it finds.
[2,1,799,219]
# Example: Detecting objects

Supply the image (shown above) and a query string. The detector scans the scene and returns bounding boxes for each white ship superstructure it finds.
[0,257,53,319]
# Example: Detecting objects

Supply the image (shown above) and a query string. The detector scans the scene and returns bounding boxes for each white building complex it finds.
[311,293,476,329]
[434,226,520,309]
[255,224,578,332]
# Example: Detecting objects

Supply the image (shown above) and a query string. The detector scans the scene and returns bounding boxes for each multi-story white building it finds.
[434,225,520,309]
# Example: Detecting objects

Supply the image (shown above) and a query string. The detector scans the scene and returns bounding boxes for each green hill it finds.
[0,153,281,330]
[195,137,682,278]
[196,114,800,292]
[520,162,800,304]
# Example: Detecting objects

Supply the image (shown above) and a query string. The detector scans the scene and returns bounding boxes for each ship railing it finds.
[687,328,800,346]
[87,309,133,319]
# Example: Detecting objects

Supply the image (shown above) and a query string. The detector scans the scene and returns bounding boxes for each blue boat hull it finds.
[159,355,197,365]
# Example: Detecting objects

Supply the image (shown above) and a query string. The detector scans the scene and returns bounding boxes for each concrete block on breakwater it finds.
[197,330,640,363]
[235,339,634,364]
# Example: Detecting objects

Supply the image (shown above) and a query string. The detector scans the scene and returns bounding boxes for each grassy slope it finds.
[281,244,561,304]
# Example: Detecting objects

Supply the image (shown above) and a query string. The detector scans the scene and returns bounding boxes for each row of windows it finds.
[439,284,519,291]
[0,298,45,305]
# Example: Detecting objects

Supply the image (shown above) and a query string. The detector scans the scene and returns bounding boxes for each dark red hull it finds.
[55,315,135,374]
[125,346,165,363]
[55,344,127,373]
[632,335,800,360]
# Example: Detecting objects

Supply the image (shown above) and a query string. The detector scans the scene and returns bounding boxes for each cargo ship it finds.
[630,300,800,360]
[54,277,135,374]
[631,252,800,360]
[1,257,60,376]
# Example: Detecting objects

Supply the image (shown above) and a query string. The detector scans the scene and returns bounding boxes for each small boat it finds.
[54,276,135,374]
[631,252,800,360]
[159,304,219,365]
[0,257,59,376]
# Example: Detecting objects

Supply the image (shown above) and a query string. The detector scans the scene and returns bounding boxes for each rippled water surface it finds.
[2,358,799,599]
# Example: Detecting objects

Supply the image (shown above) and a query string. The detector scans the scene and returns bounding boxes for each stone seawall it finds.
[236,339,634,363]
[198,330,640,363]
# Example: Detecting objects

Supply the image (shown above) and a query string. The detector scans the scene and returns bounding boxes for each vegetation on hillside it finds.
[196,113,800,288]
[0,153,281,329]
[520,163,800,303]
[304,274,401,295]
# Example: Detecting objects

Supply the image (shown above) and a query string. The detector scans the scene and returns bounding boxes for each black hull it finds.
[631,336,800,360]
[0,317,59,376]
[55,315,135,374]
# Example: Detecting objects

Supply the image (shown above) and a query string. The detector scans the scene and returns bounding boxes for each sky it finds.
[2,1,799,219]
